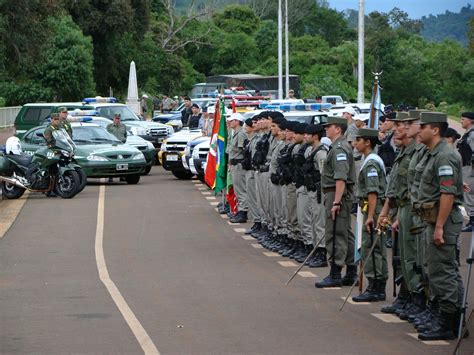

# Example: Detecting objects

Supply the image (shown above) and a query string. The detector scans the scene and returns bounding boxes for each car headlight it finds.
[184,145,191,156]
[160,139,167,152]
[87,154,108,161]
[166,126,174,135]
[133,152,145,160]
[169,119,182,127]
[146,141,154,149]
[192,148,200,159]
[131,126,147,136]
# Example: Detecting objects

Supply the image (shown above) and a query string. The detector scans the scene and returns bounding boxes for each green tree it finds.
[213,5,260,34]
[38,16,95,101]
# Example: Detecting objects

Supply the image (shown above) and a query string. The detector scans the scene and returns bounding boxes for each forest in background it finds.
[0,0,473,116]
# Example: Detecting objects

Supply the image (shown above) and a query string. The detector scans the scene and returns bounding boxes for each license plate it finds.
[157,137,164,143]
[116,163,128,171]
[167,154,178,161]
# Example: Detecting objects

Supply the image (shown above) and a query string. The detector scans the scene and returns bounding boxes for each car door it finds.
[21,127,47,155]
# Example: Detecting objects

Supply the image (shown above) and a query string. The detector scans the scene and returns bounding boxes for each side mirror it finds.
[36,132,44,137]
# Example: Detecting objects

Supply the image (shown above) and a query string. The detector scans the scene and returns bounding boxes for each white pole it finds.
[285,0,289,98]
[278,0,283,99]
[357,0,365,104]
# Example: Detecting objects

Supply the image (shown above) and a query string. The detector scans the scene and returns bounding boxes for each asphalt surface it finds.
[0,166,473,354]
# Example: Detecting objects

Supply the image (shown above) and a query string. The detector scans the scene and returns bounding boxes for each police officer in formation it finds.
[225,109,468,341]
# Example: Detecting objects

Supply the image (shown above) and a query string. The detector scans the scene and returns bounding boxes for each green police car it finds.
[20,123,147,184]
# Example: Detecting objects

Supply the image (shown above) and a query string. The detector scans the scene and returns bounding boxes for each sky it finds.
[328,0,471,18]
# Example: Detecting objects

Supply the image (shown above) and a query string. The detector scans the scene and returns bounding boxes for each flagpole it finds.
[357,0,365,104]
[284,0,290,98]
[278,0,283,99]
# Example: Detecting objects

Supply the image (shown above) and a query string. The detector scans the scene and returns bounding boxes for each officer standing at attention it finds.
[44,113,62,147]
[457,111,474,232]
[302,124,329,267]
[316,117,357,288]
[227,112,248,223]
[107,114,127,143]
[58,106,72,138]
[414,112,464,341]
[351,128,388,302]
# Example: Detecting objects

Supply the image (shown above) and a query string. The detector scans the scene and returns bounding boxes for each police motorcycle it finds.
[0,130,84,199]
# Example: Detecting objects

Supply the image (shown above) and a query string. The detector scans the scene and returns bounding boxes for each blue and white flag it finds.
[368,79,382,129]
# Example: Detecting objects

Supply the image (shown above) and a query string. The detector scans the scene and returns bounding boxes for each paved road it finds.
[0,167,473,354]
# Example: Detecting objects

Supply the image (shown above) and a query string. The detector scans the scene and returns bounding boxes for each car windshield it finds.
[72,126,121,144]
[95,106,139,122]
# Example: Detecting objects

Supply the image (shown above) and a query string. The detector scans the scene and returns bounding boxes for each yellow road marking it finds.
[95,183,159,354]
[0,192,29,239]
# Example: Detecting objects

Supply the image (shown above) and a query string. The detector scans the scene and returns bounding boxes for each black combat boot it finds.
[276,235,290,253]
[269,235,283,251]
[352,279,386,302]
[381,282,409,313]
[399,292,426,320]
[245,222,261,235]
[279,238,294,255]
[295,244,311,263]
[418,311,456,341]
[230,211,247,223]
[342,265,358,286]
[315,264,343,288]
[282,240,299,257]
[308,248,328,268]
[290,241,306,259]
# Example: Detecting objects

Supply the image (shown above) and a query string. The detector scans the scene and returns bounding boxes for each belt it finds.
[230,158,244,165]
[322,187,336,193]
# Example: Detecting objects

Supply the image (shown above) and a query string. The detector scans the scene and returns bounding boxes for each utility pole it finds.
[285,0,289,98]
[278,0,283,99]
[357,0,365,104]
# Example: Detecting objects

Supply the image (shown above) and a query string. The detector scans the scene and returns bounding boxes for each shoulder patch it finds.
[336,153,347,161]
[438,165,454,176]
[367,168,378,177]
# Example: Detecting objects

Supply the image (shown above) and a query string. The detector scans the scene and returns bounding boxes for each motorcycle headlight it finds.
[133,152,145,160]
[87,154,108,161]
[60,150,71,157]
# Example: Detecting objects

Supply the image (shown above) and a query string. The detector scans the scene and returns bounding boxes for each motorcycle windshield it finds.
[52,129,76,153]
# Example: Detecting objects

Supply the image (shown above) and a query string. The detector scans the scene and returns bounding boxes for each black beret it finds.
[446,127,461,139]
[285,120,298,132]
[279,120,289,130]
[295,122,308,134]
[304,124,324,135]
[244,118,254,127]
[191,103,200,109]
[272,116,284,125]
[251,113,261,121]
[268,111,284,120]
[461,112,474,120]
[201,106,207,113]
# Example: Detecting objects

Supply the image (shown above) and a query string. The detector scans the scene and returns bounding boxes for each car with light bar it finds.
[20,122,147,184]
[182,136,210,178]
[82,97,173,149]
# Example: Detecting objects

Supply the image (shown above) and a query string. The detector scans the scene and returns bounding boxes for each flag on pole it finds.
[204,100,221,188]
[214,100,228,193]
[368,76,382,129]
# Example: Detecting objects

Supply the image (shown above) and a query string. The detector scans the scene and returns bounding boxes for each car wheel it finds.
[143,165,152,175]
[171,170,194,180]
[125,174,141,184]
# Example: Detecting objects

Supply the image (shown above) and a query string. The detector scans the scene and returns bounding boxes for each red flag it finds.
[226,186,238,214]
[231,98,236,113]
[204,100,221,188]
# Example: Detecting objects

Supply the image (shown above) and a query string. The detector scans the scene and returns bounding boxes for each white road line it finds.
[251,243,263,249]
[406,333,450,345]
[278,261,297,267]
[227,221,240,225]
[298,271,316,277]
[241,235,254,240]
[210,202,219,206]
[263,252,280,257]
[205,196,216,200]
[201,192,211,195]
[95,183,159,355]
[233,228,246,233]
[220,214,229,219]
[371,313,406,323]
[197,187,206,190]
[340,296,370,305]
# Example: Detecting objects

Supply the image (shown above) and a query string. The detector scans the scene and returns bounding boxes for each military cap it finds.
[322,116,347,126]
[354,128,380,138]
[304,124,324,135]
[420,111,447,125]
[114,113,121,118]
[408,109,426,120]
[446,127,461,140]
[58,106,68,113]
[391,112,409,122]
[244,118,254,127]
[379,112,397,123]
[295,122,308,134]
[461,112,474,120]
[191,103,200,109]
[51,112,60,118]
